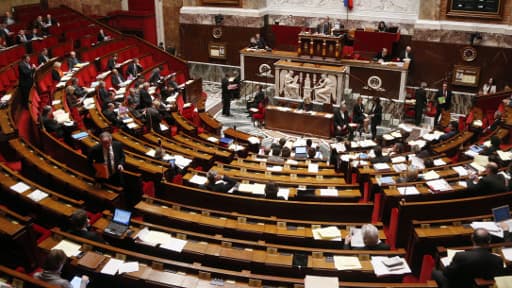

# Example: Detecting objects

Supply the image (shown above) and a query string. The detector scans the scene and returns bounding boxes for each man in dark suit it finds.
[344,224,390,250]
[435,81,452,126]
[38,48,50,66]
[375,48,392,62]
[106,53,118,71]
[97,29,108,42]
[369,97,382,140]
[41,105,64,138]
[466,162,507,194]
[334,104,350,137]
[18,54,36,108]
[138,82,152,109]
[103,103,120,126]
[370,146,391,164]
[415,82,427,126]
[400,45,413,62]
[432,228,503,288]
[111,68,125,89]
[316,18,331,35]
[438,121,458,142]
[221,74,231,116]
[148,67,161,85]
[87,131,125,187]
[254,33,269,49]
[67,51,79,70]
[97,81,111,109]
[126,58,143,79]
[68,209,105,243]
[206,170,237,193]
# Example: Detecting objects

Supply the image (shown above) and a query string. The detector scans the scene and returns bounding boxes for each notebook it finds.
[104,208,132,237]
[295,146,307,159]
[493,205,511,222]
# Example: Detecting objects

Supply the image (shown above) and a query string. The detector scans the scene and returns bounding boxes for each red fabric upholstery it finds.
[371,193,381,223]
[388,208,399,250]
[419,254,435,282]
[86,212,102,225]
[32,224,51,244]
[142,181,155,197]
[172,174,183,185]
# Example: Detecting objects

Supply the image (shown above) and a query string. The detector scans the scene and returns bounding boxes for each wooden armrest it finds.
[474,278,495,287]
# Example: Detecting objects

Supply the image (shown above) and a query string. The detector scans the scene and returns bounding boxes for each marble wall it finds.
[189,61,240,83]
[47,0,122,16]
[0,0,39,13]
[162,0,183,53]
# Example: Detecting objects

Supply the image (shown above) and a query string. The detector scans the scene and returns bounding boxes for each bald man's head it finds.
[472,228,491,247]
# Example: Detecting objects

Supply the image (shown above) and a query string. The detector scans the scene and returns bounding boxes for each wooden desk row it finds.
[245,152,332,168]
[8,138,121,210]
[224,159,340,177]
[157,180,373,223]
[182,172,361,202]
[91,215,404,281]
[38,228,438,288]
[136,195,377,250]
[431,131,474,154]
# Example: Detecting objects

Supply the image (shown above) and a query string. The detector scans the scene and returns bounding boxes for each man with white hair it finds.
[344,224,390,250]
[206,170,237,193]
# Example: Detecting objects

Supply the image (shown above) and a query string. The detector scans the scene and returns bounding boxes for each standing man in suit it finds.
[138,82,152,109]
[369,97,382,140]
[434,81,452,126]
[221,74,231,116]
[415,82,427,126]
[432,228,503,288]
[466,162,507,194]
[206,170,237,193]
[316,18,331,35]
[126,58,143,79]
[18,54,36,108]
[87,131,125,187]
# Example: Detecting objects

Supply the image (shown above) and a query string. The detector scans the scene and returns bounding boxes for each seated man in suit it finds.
[370,146,391,164]
[466,162,507,194]
[41,105,64,138]
[103,103,122,127]
[68,209,105,243]
[87,131,125,187]
[107,53,118,71]
[67,51,79,70]
[111,68,125,89]
[481,135,501,156]
[432,228,503,288]
[334,104,350,138]
[265,182,284,200]
[438,121,458,142]
[38,48,49,66]
[148,67,162,85]
[206,170,237,193]
[34,249,89,287]
[374,47,392,63]
[126,58,143,79]
[344,224,390,250]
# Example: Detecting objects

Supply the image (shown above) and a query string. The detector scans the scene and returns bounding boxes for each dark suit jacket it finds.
[97,32,105,42]
[111,73,124,88]
[221,77,230,99]
[103,109,118,125]
[207,176,237,193]
[439,130,458,141]
[69,228,105,243]
[98,87,111,107]
[375,52,392,62]
[68,57,79,69]
[18,61,34,88]
[353,104,365,124]
[370,103,382,126]
[316,22,331,34]
[138,89,152,109]
[371,155,391,164]
[38,54,49,65]
[41,116,63,137]
[435,89,452,110]
[126,63,143,78]
[443,247,503,287]
[344,242,390,250]
[107,57,117,71]
[399,50,413,62]
[466,173,507,194]
[87,141,126,176]
[51,69,61,82]
[334,109,350,129]
[149,70,161,85]
[415,88,427,110]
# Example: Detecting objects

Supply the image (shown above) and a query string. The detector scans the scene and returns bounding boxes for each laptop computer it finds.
[295,146,308,159]
[104,208,132,237]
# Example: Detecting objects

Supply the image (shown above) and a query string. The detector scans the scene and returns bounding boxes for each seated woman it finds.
[34,249,89,288]
[377,21,387,32]
[352,96,369,133]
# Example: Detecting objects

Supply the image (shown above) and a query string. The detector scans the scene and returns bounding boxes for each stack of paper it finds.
[267,166,283,172]
[440,249,463,267]
[10,182,30,193]
[174,155,192,169]
[160,237,188,252]
[285,159,298,165]
[373,163,391,171]
[333,256,362,270]
[398,186,420,195]
[308,163,319,173]
[383,134,394,141]
[126,122,138,129]
[347,228,365,248]
[501,247,512,262]
[277,188,290,200]
[470,221,503,238]
[498,151,512,161]
[426,179,452,192]
[27,189,49,202]
[248,136,260,144]
[433,159,446,166]
[304,275,338,288]
[391,131,402,138]
[452,166,468,176]
[137,228,171,245]
[312,226,341,240]
[100,258,139,275]
[360,140,377,148]
[319,189,338,197]
[238,183,265,195]
[377,176,395,186]
[207,137,219,143]
[408,139,427,149]
[52,240,81,257]
[391,156,406,163]
[52,109,70,123]
[423,170,440,180]
[189,175,207,185]
[371,256,411,276]
[392,163,408,172]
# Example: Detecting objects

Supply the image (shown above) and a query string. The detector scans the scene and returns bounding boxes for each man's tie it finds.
[107,148,113,176]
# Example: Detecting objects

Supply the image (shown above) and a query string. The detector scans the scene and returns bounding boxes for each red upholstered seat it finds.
[86,211,102,225]
[419,255,435,282]
[387,208,399,250]
[142,181,155,197]
[32,224,51,244]
[371,193,381,223]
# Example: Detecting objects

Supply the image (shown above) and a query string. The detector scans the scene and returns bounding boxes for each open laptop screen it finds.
[113,208,132,225]
[492,205,510,222]
[295,146,307,155]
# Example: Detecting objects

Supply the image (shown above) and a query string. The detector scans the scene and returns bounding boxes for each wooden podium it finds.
[297,32,343,59]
